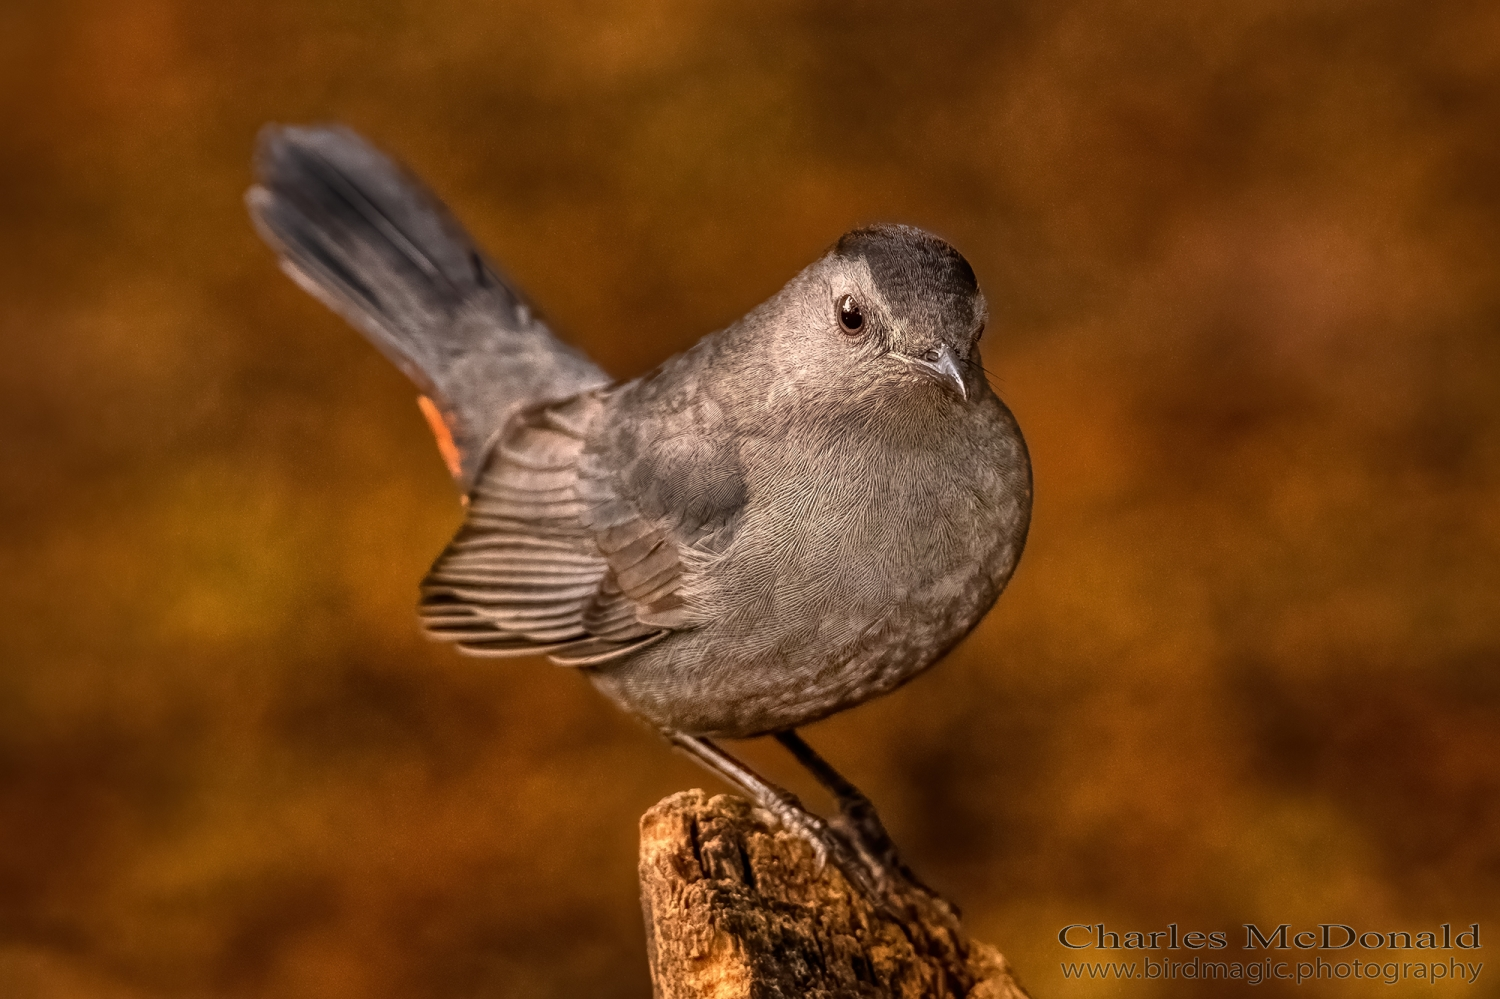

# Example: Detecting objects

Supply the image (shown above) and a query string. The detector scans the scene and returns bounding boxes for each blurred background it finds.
[3,1,1498,996]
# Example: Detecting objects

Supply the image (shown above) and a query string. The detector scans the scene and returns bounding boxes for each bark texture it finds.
[639,790,1030,999]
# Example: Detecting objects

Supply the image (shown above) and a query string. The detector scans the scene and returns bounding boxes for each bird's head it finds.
[759,224,988,408]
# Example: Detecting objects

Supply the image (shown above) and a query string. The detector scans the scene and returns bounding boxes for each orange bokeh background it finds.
[2,2,1497,996]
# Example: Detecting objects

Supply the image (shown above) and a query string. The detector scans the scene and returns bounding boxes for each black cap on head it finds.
[835,224,980,336]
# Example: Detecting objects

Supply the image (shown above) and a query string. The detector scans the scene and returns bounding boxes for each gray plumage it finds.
[247,125,1032,741]
[246,125,607,488]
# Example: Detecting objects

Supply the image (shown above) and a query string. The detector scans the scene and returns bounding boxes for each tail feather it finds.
[246,124,608,487]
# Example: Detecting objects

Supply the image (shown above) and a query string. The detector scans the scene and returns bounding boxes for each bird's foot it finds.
[757,784,952,919]
[662,729,955,916]
[827,795,957,919]
[752,788,888,900]
[773,730,958,918]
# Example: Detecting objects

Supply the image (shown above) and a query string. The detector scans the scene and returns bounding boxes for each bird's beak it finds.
[914,345,969,400]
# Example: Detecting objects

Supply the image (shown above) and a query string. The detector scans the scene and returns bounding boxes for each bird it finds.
[246,124,1032,898]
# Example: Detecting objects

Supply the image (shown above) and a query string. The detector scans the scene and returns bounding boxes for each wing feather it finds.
[420,393,676,663]
[419,370,749,662]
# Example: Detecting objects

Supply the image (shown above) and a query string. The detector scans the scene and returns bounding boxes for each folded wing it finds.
[421,378,748,666]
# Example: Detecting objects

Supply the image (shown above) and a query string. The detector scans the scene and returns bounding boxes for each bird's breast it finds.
[707,418,1026,670]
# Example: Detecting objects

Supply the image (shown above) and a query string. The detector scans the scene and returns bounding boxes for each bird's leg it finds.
[774,730,942,901]
[660,729,884,899]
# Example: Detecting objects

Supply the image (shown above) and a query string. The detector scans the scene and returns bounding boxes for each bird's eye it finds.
[837,295,864,334]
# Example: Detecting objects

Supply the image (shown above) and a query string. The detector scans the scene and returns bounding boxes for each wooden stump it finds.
[639,790,1030,999]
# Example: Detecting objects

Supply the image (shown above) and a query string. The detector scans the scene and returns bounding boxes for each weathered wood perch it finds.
[639,790,1030,999]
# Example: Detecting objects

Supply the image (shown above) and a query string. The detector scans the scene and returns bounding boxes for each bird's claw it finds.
[762,801,911,905]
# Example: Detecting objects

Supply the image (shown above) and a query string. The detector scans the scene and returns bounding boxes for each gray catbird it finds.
[247,124,1032,897]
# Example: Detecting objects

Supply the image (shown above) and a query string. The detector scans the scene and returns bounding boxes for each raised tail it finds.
[246,124,609,488]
